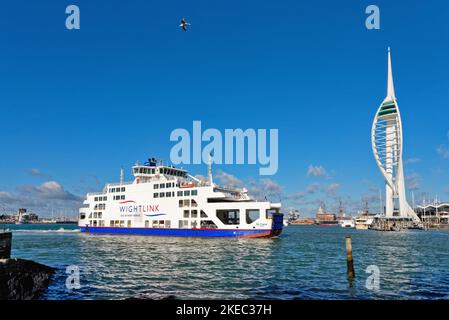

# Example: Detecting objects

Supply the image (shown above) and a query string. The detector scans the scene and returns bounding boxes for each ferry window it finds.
[172,192,175,197]
[246,209,260,224]
[166,192,171,197]
[160,192,165,198]
[191,190,198,196]
[152,220,158,228]
[191,221,198,229]
[154,184,159,189]
[88,213,92,218]
[217,209,240,225]
[119,220,125,227]
[127,221,131,228]
[110,220,114,227]
[80,213,86,219]
[200,220,217,229]
[103,196,107,201]
[94,197,98,201]
[154,193,159,198]
[145,220,149,228]
[191,210,198,218]
[177,191,183,197]
[160,183,165,189]
[184,190,190,196]
[179,200,183,207]
[93,220,97,227]
[191,199,198,207]
[179,220,189,228]
[93,212,98,218]
[139,168,143,174]
[151,169,155,174]
[183,199,190,207]
[120,195,125,200]
[98,212,102,219]
[184,210,189,218]
[133,168,138,174]
[121,187,125,192]
[200,210,207,218]
[115,220,120,226]
[165,220,171,228]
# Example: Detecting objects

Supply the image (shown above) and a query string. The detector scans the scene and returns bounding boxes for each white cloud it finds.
[18,181,80,201]
[405,158,421,164]
[260,178,282,195]
[306,182,321,194]
[325,183,340,195]
[307,165,327,177]
[405,173,421,191]
[215,170,244,189]
[437,145,449,159]
[27,168,52,179]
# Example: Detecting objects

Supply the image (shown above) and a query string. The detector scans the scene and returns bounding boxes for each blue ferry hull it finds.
[79,226,281,238]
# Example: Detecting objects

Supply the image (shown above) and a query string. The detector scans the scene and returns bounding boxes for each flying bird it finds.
[179,18,190,31]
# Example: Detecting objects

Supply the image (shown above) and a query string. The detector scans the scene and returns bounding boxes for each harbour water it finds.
[5,224,449,300]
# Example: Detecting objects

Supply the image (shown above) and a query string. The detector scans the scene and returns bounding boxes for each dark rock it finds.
[125,292,177,300]
[0,258,55,300]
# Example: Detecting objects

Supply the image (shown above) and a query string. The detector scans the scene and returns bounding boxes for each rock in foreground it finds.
[0,258,55,300]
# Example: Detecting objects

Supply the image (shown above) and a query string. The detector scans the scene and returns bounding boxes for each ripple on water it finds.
[9,224,449,300]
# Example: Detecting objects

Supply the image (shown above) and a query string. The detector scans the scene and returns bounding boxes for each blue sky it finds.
[0,0,448,217]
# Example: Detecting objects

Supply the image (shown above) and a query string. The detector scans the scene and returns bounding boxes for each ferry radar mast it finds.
[120,167,124,185]
[208,153,214,187]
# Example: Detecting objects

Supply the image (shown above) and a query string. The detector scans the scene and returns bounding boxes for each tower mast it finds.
[371,48,420,223]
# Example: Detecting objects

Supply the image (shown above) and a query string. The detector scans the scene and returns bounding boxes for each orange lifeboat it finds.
[180,182,195,188]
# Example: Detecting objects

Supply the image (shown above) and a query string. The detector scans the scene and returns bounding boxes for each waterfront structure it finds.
[78,157,283,237]
[315,205,338,226]
[16,209,39,224]
[415,202,449,228]
[371,48,420,223]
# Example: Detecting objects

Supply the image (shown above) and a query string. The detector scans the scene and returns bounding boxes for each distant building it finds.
[17,209,39,224]
[415,203,449,225]
[315,205,338,226]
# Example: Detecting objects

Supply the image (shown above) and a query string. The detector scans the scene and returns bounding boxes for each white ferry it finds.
[78,158,284,238]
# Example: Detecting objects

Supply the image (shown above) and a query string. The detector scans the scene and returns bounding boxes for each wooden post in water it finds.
[345,236,355,280]
[0,231,12,259]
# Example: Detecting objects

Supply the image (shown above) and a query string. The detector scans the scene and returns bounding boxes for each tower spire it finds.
[386,47,396,101]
